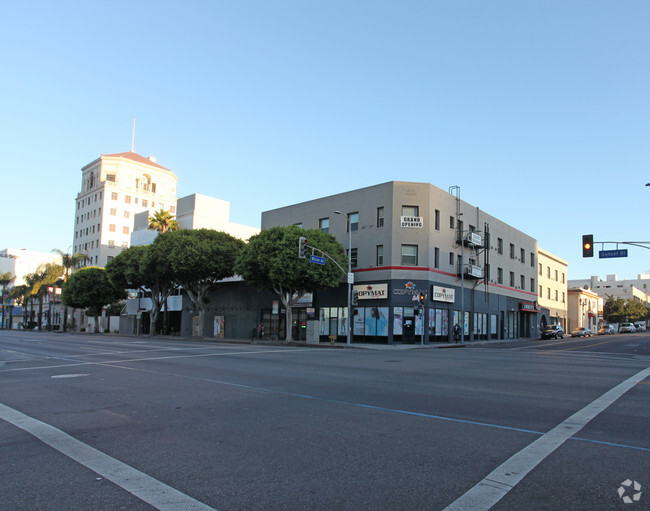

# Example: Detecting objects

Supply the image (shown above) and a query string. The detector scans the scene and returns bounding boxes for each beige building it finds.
[567,287,603,333]
[537,248,568,329]
[569,274,650,307]
[73,151,178,267]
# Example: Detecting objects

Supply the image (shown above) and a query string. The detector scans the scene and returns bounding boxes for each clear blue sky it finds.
[2,1,649,280]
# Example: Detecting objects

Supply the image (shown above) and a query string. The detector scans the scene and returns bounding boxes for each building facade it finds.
[262,181,545,344]
[567,287,603,333]
[73,151,178,267]
[569,274,650,308]
[537,248,568,330]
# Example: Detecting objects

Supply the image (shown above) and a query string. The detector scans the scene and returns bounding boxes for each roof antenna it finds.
[131,117,136,152]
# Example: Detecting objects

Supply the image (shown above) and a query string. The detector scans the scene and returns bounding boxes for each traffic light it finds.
[582,234,594,258]
[298,236,308,258]
[419,292,425,304]
[352,290,359,305]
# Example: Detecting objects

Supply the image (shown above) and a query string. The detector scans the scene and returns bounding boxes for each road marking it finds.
[442,366,650,511]
[0,403,217,511]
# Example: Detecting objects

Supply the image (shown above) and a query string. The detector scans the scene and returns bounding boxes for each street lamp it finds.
[334,211,353,345]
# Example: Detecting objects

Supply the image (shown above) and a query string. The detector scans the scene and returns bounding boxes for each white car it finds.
[619,322,636,333]
[633,322,646,332]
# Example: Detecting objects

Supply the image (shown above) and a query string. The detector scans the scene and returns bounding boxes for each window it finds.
[539,285,542,297]
[450,216,455,229]
[106,174,116,182]
[125,195,131,204]
[348,212,359,232]
[319,218,329,233]
[562,292,565,303]
[510,243,515,259]
[376,207,384,228]
[520,248,525,264]
[555,290,558,301]
[547,288,551,299]
[376,245,384,266]
[110,208,117,216]
[151,183,156,193]
[555,270,558,281]
[520,275,525,289]
[123,226,129,235]
[530,278,535,293]
[402,205,419,217]
[107,256,114,263]
[449,252,455,266]
[434,210,440,230]
[539,263,542,276]
[547,267,550,278]
[497,238,503,255]
[142,200,148,207]
[124,211,130,219]
[530,252,535,267]
[401,245,418,265]
[109,224,116,233]
[434,247,440,268]
[349,248,358,268]
[562,273,565,283]
[111,192,118,200]
[497,268,503,284]
[108,240,115,248]
[509,272,515,287]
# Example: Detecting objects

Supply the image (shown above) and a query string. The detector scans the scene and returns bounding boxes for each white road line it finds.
[442,366,650,511]
[0,403,217,511]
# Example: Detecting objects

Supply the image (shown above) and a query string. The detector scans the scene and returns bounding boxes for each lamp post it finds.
[334,211,353,345]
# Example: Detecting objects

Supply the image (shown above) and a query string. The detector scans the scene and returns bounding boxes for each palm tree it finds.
[0,271,15,329]
[52,249,90,331]
[147,208,179,234]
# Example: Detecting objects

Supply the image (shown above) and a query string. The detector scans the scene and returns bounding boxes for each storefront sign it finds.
[400,216,423,228]
[393,281,420,297]
[519,301,540,312]
[432,286,455,303]
[353,283,388,299]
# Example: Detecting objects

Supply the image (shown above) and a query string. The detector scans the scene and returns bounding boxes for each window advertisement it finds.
[428,309,436,335]
[213,316,224,338]
[319,308,329,335]
[338,307,348,336]
[394,307,403,335]
[415,312,423,336]
[353,308,365,335]
[365,309,377,336]
[376,307,389,336]
[464,311,470,336]
[491,314,498,336]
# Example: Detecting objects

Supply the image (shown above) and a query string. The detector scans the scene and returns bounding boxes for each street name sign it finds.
[309,255,326,265]
[599,249,628,259]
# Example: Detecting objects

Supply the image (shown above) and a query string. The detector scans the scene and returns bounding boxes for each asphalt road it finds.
[0,330,648,511]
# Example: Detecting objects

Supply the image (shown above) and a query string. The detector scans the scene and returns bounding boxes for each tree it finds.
[106,244,176,336]
[235,225,347,342]
[62,267,126,333]
[52,249,91,332]
[625,299,649,323]
[148,208,179,234]
[155,229,244,338]
[0,271,15,329]
[603,296,627,325]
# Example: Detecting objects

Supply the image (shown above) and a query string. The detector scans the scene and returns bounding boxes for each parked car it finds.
[598,325,615,335]
[541,324,565,339]
[619,322,636,333]
[633,322,646,332]
[571,327,592,337]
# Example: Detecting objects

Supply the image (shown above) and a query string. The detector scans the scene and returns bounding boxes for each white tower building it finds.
[73,151,178,267]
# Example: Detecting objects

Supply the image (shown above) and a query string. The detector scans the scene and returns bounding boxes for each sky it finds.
[2,1,649,281]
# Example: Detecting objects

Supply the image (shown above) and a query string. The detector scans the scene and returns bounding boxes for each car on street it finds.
[633,322,646,332]
[598,325,615,335]
[619,322,636,333]
[571,327,592,337]
[541,324,564,339]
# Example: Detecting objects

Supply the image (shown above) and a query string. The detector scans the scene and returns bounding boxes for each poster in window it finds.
[441,309,449,336]
[353,308,365,335]
[319,308,329,335]
[338,307,348,336]
[376,307,389,336]
[393,307,403,335]
[415,311,423,335]
[428,309,436,335]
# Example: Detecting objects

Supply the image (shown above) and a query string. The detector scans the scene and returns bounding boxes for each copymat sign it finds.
[353,284,388,300]
[432,286,455,303]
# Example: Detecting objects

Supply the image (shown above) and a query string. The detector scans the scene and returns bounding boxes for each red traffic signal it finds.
[298,236,308,258]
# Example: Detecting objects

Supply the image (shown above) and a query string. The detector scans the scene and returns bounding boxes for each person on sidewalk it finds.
[453,323,461,343]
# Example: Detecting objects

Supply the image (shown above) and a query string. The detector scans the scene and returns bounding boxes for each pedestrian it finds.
[453,323,461,343]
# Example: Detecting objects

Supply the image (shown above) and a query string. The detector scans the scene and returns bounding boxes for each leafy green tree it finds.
[52,249,91,332]
[155,229,244,338]
[235,225,347,342]
[603,296,627,324]
[148,208,179,234]
[106,244,176,336]
[0,271,15,329]
[625,299,649,323]
[62,267,126,333]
